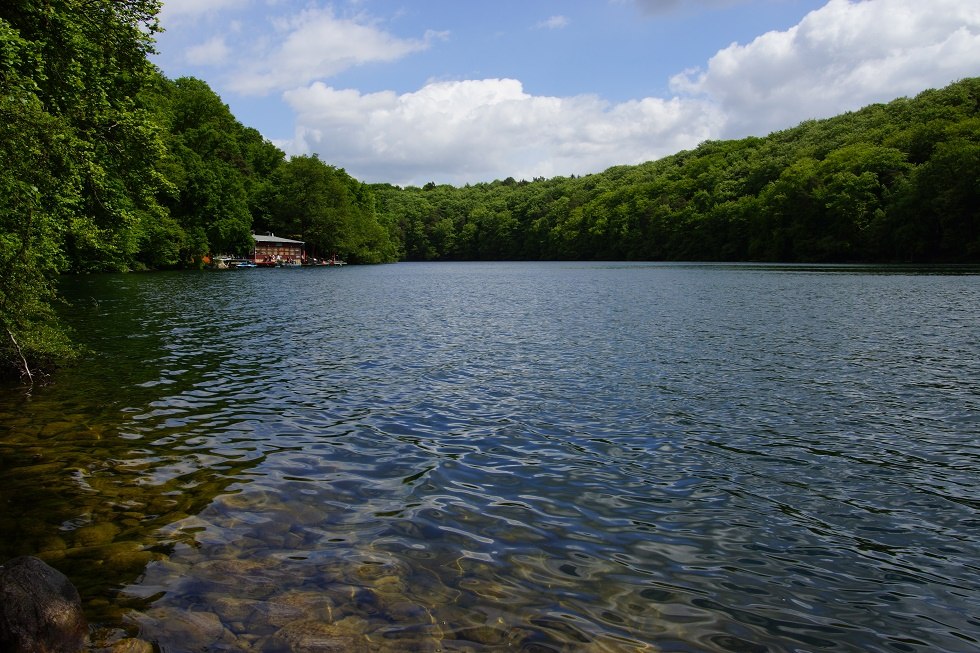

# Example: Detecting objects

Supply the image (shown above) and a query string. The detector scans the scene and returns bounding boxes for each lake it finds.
[1,262,978,652]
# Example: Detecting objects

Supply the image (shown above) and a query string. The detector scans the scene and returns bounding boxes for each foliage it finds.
[139,78,400,265]
[0,45,77,379]
[1,2,164,379]
[143,76,283,264]
[265,155,399,264]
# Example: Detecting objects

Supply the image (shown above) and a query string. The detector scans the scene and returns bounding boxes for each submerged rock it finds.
[0,555,87,653]
[275,617,372,653]
[109,638,154,653]
[72,523,120,548]
[134,606,238,650]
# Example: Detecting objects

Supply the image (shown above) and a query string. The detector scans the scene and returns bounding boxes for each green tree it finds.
[151,76,267,263]
[270,156,397,263]
[1,1,164,379]
[890,135,980,260]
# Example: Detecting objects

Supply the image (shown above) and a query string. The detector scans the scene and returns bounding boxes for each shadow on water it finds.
[0,273,271,630]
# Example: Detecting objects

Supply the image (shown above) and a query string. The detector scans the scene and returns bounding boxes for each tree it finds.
[149,76,270,263]
[269,156,398,263]
[1,1,165,379]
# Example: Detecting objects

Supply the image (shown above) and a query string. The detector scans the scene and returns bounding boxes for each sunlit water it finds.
[2,262,979,652]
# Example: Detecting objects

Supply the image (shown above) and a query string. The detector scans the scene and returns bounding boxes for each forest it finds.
[1,1,978,380]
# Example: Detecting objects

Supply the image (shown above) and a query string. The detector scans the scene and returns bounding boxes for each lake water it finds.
[1,262,979,652]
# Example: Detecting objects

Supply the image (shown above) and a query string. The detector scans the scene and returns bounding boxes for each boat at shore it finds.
[308,254,346,267]
[213,257,257,269]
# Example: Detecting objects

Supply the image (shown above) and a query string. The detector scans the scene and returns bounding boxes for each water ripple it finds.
[2,263,978,652]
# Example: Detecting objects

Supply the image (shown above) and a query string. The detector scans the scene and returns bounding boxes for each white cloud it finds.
[670,0,980,138]
[537,15,571,30]
[185,37,232,66]
[227,7,440,95]
[283,79,722,186]
[159,0,248,20]
[184,0,979,186]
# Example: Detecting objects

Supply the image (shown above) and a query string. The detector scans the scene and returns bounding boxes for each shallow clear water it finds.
[2,262,979,652]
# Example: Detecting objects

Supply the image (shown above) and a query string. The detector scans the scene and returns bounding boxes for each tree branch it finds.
[6,327,33,385]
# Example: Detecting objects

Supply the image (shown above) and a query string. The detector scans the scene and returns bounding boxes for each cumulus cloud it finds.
[227,7,442,95]
[670,0,980,138]
[277,0,979,185]
[183,0,979,186]
[283,79,723,186]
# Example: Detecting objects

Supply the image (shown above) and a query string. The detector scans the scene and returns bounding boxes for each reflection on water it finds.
[1,263,979,652]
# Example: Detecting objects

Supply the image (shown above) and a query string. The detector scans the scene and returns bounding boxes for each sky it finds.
[151,0,980,187]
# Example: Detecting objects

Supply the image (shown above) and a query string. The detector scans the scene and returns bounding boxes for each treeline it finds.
[374,77,979,263]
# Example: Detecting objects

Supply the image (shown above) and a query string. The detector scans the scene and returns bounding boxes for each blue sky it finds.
[152,0,980,186]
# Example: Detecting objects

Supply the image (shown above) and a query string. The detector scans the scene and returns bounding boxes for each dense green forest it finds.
[1,1,978,380]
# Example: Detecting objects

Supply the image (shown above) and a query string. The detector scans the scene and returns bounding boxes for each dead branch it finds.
[6,326,34,385]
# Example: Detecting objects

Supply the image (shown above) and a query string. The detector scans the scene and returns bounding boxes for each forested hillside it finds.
[142,76,397,268]
[374,78,979,263]
[1,1,978,380]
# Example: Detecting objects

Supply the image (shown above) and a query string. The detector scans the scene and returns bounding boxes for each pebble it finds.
[109,637,154,653]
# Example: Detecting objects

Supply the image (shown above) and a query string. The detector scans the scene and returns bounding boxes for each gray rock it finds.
[0,556,87,653]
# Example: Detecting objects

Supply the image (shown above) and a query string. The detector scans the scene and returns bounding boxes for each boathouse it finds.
[253,233,304,266]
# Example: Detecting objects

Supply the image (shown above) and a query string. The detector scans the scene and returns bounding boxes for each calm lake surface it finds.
[1,262,979,652]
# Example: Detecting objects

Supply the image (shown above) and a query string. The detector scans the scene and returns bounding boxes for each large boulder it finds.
[0,556,87,653]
